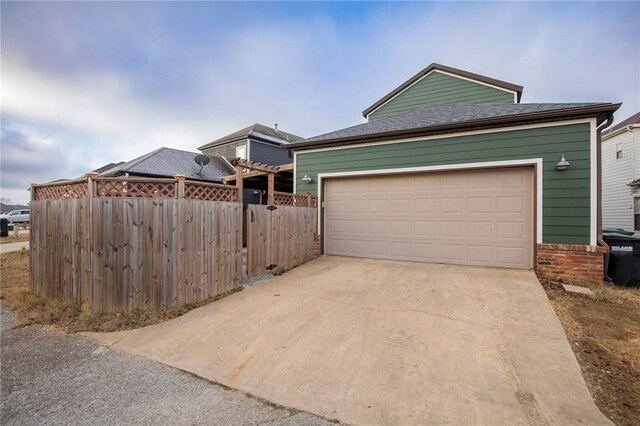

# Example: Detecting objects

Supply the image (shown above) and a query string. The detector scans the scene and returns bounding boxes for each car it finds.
[0,209,30,225]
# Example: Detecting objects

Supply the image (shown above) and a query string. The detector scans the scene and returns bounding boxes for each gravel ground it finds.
[1,305,333,425]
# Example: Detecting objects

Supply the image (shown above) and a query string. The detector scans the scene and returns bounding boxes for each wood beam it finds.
[223,162,293,183]
[232,158,280,173]
[267,172,275,205]
[236,165,243,204]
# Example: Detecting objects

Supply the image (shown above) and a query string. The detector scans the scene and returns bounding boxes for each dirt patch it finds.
[0,251,239,333]
[541,277,640,426]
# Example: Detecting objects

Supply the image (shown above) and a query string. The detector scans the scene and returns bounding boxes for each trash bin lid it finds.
[603,233,640,242]
[603,227,635,236]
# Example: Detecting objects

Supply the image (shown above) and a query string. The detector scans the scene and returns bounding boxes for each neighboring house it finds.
[286,62,620,282]
[602,112,640,232]
[198,123,301,166]
[198,123,303,203]
[100,147,234,182]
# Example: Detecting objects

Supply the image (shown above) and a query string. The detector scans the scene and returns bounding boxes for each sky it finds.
[1,1,639,205]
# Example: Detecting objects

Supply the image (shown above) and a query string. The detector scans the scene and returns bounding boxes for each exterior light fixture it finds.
[556,155,570,171]
[301,173,312,183]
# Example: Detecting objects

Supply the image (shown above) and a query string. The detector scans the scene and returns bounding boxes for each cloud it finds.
[1,1,638,205]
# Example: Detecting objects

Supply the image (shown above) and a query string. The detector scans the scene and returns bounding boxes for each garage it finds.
[324,167,534,269]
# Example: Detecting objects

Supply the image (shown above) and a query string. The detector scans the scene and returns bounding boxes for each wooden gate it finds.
[246,204,317,277]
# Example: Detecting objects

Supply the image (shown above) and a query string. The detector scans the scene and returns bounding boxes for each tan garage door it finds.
[324,167,534,269]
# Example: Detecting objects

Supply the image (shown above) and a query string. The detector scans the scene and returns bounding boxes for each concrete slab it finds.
[562,283,594,296]
[87,256,611,425]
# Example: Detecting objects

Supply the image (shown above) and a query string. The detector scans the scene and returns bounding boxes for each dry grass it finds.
[0,233,30,244]
[0,251,239,333]
[541,276,640,426]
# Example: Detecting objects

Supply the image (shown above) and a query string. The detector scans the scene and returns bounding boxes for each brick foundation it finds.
[536,243,607,283]
[313,233,321,257]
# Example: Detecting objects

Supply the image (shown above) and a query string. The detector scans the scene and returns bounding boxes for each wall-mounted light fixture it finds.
[301,173,312,183]
[556,155,570,171]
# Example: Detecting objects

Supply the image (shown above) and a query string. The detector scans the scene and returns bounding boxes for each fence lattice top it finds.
[95,180,176,198]
[273,191,317,207]
[34,182,89,201]
[185,182,238,202]
[33,176,242,202]
[33,176,311,206]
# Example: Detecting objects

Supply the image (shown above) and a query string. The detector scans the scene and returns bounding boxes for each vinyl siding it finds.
[249,140,292,166]
[201,139,247,160]
[602,130,635,230]
[369,71,515,121]
[296,123,592,245]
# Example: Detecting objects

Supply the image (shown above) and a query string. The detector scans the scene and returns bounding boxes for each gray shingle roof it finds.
[605,111,640,134]
[297,103,616,145]
[198,123,303,151]
[100,147,235,182]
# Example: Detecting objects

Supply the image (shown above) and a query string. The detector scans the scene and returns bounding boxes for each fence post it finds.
[235,166,243,204]
[87,172,99,198]
[175,174,185,198]
[268,172,275,205]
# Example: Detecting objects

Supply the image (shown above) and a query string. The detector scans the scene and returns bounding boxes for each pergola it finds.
[224,159,294,204]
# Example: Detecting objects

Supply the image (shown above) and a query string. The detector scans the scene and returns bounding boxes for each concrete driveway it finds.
[88,256,610,425]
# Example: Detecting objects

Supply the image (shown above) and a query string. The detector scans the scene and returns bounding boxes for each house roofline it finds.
[362,63,524,118]
[286,103,621,151]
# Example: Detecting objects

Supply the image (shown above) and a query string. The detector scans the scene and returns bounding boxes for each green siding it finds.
[369,71,515,121]
[296,123,592,245]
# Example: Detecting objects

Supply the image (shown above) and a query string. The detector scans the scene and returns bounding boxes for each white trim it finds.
[434,69,518,97]
[365,69,518,119]
[602,124,640,141]
[317,158,544,246]
[293,151,298,193]
[297,118,594,155]
[590,118,597,245]
[246,139,251,161]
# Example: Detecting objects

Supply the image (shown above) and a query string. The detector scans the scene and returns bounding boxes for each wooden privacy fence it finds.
[246,204,318,277]
[30,175,242,313]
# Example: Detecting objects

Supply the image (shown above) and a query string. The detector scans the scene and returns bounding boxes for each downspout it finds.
[597,114,615,282]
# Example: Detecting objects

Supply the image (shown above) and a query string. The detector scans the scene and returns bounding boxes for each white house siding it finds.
[602,130,635,230]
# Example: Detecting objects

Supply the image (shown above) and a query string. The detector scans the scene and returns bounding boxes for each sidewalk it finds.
[0,241,29,254]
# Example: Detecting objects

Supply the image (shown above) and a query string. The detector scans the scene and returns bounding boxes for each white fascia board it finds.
[316,158,544,245]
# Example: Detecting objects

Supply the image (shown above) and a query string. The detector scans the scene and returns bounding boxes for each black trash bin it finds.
[603,233,640,287]
[0,218,8,238]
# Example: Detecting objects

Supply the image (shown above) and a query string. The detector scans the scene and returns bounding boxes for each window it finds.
[236,145,247,160]
[635,198,640,231]
[616,143,623,159]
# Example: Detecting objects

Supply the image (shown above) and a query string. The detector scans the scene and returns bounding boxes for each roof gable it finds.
[197,123,303,151]
[363,63,523,120]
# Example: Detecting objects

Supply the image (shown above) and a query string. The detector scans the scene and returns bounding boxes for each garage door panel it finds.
[468,197,494,214]
[415,198,437,213]
[497,195,527,213]
[324,168,533,269]
[497,222,527,239]
[391,199,412,213]
[440,197,465,213]
[468,221,494,238]
[467,245,496,263]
